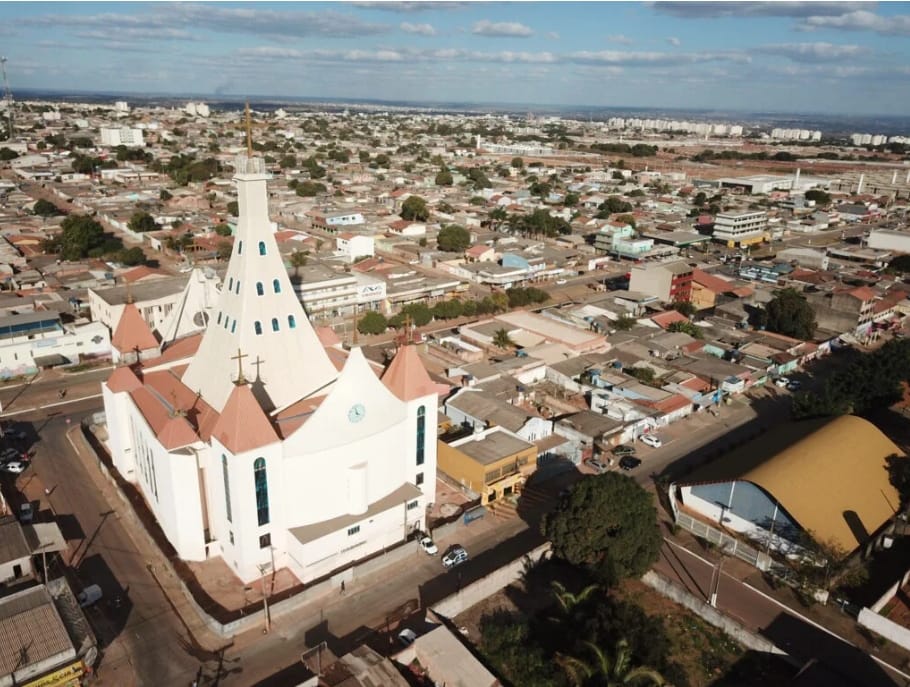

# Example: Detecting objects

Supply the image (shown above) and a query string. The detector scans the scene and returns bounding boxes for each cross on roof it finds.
[232,348,249,385]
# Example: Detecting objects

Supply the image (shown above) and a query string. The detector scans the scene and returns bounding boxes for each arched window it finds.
[224,317,230,330]
[258,241,266,256]
[217,312,222,325]
[416,405,426,466]
[254,321,262,335]
[254,457,270,526]
[235,281,240,295]
[222,455,232,523]
[273,279,281,294]
[231,321,236,334]
[238,241,243,255]
[256,282,264,296]
[271,317,279,332]
[228,277,233,291]
[288,315,296,329]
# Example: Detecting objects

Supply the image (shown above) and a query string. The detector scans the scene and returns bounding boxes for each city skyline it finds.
[1,2,910,116]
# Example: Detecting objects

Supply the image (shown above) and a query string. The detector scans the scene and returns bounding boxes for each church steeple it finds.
[181,126,338,413]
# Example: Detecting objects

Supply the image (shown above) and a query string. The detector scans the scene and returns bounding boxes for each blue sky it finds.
[2,1,909,115]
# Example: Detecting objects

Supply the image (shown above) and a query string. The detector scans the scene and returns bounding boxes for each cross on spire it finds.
[231,348,249,385]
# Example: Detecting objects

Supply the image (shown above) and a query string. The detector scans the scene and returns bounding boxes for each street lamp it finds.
[258,562,272,634]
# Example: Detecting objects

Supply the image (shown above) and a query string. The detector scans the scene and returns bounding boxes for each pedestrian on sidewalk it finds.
[340,580,346,595]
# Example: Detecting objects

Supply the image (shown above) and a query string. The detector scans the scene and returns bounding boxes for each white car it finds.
[1,461,25,474]
[398,628,418,647]
[419,536,438,555]
[555,279,567,285]
[774,377,790,388]
[640,434,662,449]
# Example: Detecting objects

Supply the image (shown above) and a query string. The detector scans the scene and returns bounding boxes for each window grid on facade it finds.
[273,279,281,294]
[288,315,296,329]
[347,525,360,536]
[222,455,232,523]
[258,241,266,256]
[407,500,419,510]
[254,457,270,526]
[256,282,264,296]
[254,321,262,335]
[272,318,279,332]
[416,406,426,466]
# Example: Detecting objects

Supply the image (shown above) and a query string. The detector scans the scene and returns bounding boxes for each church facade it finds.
[101,155,441,584]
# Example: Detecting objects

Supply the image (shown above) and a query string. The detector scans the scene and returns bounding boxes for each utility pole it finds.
[258,562,271,633]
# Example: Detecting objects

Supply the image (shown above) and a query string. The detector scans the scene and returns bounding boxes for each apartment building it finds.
[628,261,693,303]
[99,127,145,148]
[712,211,768,247]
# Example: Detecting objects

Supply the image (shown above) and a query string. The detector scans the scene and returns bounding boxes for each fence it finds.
[676,512,774,572]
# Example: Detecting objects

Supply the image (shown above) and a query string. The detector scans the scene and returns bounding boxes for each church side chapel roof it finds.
[381,343,450,402]
[112,302,159,354]
[212,381,279,453]
[273,394,329,439]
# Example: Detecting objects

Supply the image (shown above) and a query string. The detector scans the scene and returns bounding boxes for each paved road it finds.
[0,367,111,419]
[656,540,909,687]
[6,403,199,687]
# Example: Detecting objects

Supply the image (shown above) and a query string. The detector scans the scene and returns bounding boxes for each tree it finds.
[436,224,471,252]
[400,195,429,222]
[511,156,524,169]
[216,241,233,261]
[669,301,695,317]
[279,155,297,169]
[33,199,60,217]
[805,189,831,206]
[564,192,580,207]
[764,288,816,340]
[159,189,172,201]
[214,223,232,237]
[116,246,146,266]
[887,255,910,274]
[357,311,388,335]
[557,639,666,687]
[296,180,326,197]
[50,214,110,260]
[692,191,707,207]
[887,454,910,511]
[596,196,633,218]
[432,299,464,320]
[667,321,702,339]
[128,211,157,233]
[0,147,19,161]
[541,472,661,582]
[227,200,239,217]
[488,207,507,231]
[613,315,636,331]
[435,169,454,186]
[493,328,515,349]
[626,366,656,383]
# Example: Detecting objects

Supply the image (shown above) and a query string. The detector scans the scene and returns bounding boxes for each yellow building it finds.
[438,427,537,505]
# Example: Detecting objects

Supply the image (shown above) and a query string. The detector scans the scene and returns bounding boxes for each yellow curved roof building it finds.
[682,415,905,553]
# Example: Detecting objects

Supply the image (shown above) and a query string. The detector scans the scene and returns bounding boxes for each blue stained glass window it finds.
[254,321,262,335]
[256,282,264,296]
[254,457,270,526]
[416,406,426,466]
[222,455,232,523]
[271,318,279,332]
[288,315,296,329]
[258,241,266,256]
[273,279,281,294]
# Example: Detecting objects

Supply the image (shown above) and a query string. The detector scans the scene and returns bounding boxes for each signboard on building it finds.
[22,662,85,687]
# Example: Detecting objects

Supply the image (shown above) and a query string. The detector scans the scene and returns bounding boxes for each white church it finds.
[101,153,444,584]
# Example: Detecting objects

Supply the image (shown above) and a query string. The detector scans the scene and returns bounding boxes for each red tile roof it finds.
[112,303,159,354]
[106,365,143,393]
[274,394,328,439]
[691,269,734,294]
[315,326,341,348]
[120,266,168,283]
[650,310,689,329]
[381,344,449,402]
[211,383,279,453]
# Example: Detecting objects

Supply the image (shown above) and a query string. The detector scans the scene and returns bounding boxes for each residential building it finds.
[712,211,768,247]
[0,311,111,379]
[628,261,693,303]
[311,212,365,233]
[437,426,536,504]
[335,232,375,263]
[0,515,33,583]
[807,286,877,336]
[99,127,145,147]
[690,269,736,311]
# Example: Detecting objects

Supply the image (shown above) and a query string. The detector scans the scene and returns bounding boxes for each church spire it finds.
[181,133,338,413]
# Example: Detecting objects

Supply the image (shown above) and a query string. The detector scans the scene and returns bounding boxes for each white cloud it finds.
[797,10,910,36]
[546,31,560,40]
[755,42,869,62]
[567,49,750,66]
[607,34,634,45]
[472,20,533,37]
[400,21,436,36]
[350,1,467,12]
[651,2,868,19]
[74,27,199,42]
[667,36,681,46]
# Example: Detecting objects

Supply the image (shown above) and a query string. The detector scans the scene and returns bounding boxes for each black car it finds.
[619,456,642,471]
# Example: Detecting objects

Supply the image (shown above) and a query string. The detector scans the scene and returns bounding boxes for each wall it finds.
[870,567,910,614]
[858,608,910,651]
[433,543,551,618]
[641,571,787,656]
[437,440,484,494]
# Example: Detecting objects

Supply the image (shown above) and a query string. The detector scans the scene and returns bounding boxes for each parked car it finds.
[612,445,636,457]
[587,458,609,474]
[442,546,468,569]
[1,461,25,474]
[418,536,438,555]
[786,380,802,391]
[397,628,418,647]
[619,456,642,471]
[77,584,103,608]
[18,502,34,523]
[555,279,567,285]
[640,434,662,449]
[774,377,790,388]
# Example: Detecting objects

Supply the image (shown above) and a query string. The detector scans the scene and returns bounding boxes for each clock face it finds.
[348,403,366,423]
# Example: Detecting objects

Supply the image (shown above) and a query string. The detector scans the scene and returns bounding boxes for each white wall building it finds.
[0,312,110,379]
[102,153,441,584]
[99,127,145,148]
[336,233,375,263]
[712,211,768,247]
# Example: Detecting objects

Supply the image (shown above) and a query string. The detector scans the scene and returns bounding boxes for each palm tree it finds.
[492,328,515,349]
[551,581,599,618]
[488,207,507,231]
[557,639,666,687]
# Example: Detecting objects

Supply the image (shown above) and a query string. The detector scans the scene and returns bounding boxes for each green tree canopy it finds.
[763,288,816,340]
[436,224,471,252]
[432,299,464,320]
[49,214,118,261]
[159,189,172,201]
[33,198,61,217]
[493,328,516,349]
[227,200,239,217]
[542,472,661,582]
[357,311,388,335]
[804,189,831,205]
[511,156,524,169]
[295,180,326,197]
[213,223,232,237]
[886,255,910,274]
[667,320,702,339]
[596,196,634,218]
[507,287,549,308]
[400,195,429,222]
[128,211,157,233]
[0,147,19,161]
[435,168,454,186]
[116,246,146,266]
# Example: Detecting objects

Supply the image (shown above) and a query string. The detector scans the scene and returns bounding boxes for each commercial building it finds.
[0,311,111,379]
[99,127,145,148]
[437,426,537,505]
[712,211,768,247]
[628,261,693,303]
